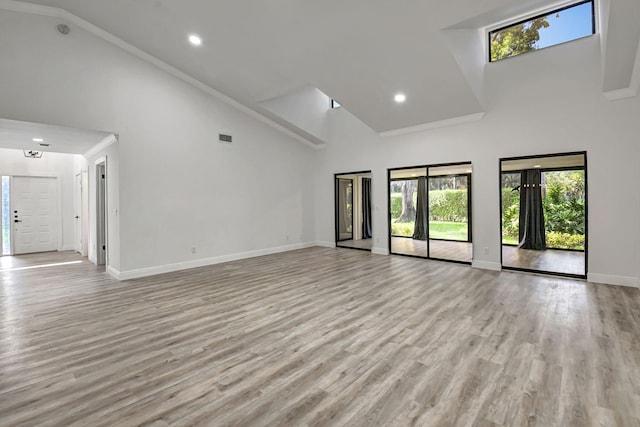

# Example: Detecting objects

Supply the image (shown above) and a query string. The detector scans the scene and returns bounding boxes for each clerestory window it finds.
[489,0,595,62]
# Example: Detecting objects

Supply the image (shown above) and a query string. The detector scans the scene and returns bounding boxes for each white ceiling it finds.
[16,0,508,133]
[10,0,639,136]
[0,118,112,154]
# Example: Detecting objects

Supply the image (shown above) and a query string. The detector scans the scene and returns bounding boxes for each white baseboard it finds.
[60,244,75,252]
[116,242,317,281]
[314,241,336,248]
[587,273,640,289]
[372,247,389,256]
[106,265,121,280]
[472,260,502,271]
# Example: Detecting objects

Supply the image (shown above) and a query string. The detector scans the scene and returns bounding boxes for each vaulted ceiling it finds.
[7,0,640,139]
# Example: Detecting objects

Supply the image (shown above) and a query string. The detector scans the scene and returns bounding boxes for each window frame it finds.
[488,0,596,63]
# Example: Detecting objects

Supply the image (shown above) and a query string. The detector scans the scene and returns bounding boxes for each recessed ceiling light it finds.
[394,93,406,103]
[411,173,417,177]
[466,169,472,173]
[32,138,44,142]
[534,164,542,168]
[188,34,202,46]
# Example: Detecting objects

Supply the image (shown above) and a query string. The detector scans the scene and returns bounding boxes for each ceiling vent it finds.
[218,134,232,144]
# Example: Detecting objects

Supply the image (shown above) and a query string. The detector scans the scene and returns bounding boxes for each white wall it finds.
[315,35,640,287]
[0,10,316,278]
[2,8,638,286]
[257,86,331,145]
[0,148,81,252]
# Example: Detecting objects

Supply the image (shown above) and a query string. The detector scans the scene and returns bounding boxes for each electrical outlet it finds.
[483,247,489,255]
[191,247,196,254]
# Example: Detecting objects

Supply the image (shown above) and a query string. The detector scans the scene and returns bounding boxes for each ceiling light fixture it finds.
[23,150,43,158]
[394,93,406,103]
[534,164,542,168]
[188,34,202,46]
[32,138,44,142]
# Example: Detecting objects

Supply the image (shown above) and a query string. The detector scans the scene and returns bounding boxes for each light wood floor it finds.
[502,245,586,276]
[1,249,639,426]
[391,237,473,263]
[337,238,372,251]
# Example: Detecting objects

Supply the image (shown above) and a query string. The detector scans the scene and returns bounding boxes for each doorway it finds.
[11,176,59,255]
[500,152,587,278]
[389,162,472,264]
[334,171,373,251]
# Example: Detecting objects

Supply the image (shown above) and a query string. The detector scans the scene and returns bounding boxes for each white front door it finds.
[11,176,58,254]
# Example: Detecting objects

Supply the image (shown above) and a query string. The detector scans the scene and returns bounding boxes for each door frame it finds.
[334,170,373,251]
[387,161,473,265]
[74,172,88,256]
[426,171,473,243]
[95,159,107,266]
[498,151,588,279]
[334,176,354,243]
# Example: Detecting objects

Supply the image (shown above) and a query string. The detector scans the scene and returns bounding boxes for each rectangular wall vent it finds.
[218,134,233,144]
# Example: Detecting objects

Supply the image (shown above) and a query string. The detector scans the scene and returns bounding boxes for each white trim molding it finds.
[0,0,319,149]
[114,242,317,281]
[372,247,389,256]
[472,260,502,271]
[588,273,640,289]
[84,134,117,159]
[379,112,485,138]
[106,265,121,280]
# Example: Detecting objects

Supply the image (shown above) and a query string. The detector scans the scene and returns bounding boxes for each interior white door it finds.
[74,173,82,254]
[11,176,58,254]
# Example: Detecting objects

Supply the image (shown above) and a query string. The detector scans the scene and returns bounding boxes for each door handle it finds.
[14,220,22,223]
[75,216,79,219]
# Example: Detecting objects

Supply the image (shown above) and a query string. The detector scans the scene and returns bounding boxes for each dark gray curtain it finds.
[518,169,546,250]
[362,178,372,239]
[412,177,428,240]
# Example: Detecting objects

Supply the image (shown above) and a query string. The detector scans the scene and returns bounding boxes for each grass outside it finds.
[502,235,519,245]
[391,221,468,241]
[430,221,468,241]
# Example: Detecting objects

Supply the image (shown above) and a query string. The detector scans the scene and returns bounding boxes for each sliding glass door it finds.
[389,163,472,264]
[336,178,353,242]
[335,171,373,251]
[390,172,425,257]
[427,165,472,263]
[500,152,587,278]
